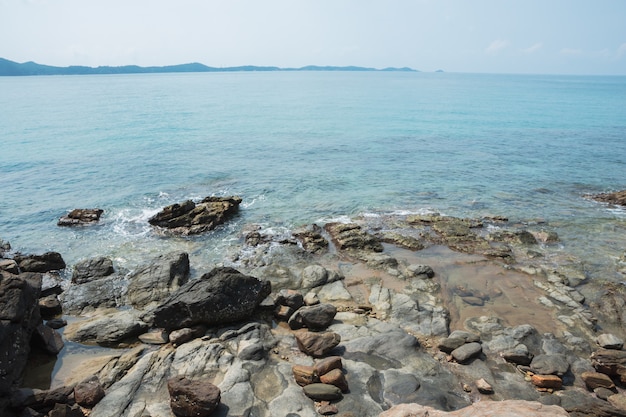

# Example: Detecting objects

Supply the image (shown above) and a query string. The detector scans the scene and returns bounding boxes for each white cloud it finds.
[485,39,509,55]
[560,48,583,56]
[522,42,543,54]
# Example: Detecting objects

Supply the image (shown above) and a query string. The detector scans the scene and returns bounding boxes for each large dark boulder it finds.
[168,376,221,417]
[71,257,114,284]
[127,252,190,309]
[148,196,242,235]
[14,252,66,273]
[0,272,42,412]
[148,267,271,331]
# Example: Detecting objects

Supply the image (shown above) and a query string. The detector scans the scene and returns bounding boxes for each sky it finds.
[1,0,626,75]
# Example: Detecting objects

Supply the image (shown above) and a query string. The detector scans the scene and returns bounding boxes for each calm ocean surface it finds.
[1,71,625,279]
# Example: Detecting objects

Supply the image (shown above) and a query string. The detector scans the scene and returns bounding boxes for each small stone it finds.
[304,292,321,306]
[462,383,472,392]
[319,368,349,393]
[595,387,617,400]
[448,330,480,343]
[46,318,67,329]
[597,334,624,350]
[437,337,466,353]
[531,374,562,389]
[74,375,105,408]
[530,354,569,376]
[295,331,341,358]
[451,342,482,363]
[39,294,63,318]
[314,356,343,376]
[274,305,294,321]
[475,378,493,394]
[581,371,615,390]
[168,376,221,417]
[275,289,305,309]
[317,403,339,415]
[461,296,484,306]
[138,329,169,345]
[293,365,317,386]
[302,383,343,401]
[288,303,337,331]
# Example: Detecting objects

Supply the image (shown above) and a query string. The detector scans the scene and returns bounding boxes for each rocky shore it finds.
[2,194,626,417]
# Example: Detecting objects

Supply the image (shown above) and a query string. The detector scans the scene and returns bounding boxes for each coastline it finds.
[3,195,626,416]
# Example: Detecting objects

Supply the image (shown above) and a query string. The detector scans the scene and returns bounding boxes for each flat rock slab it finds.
[58,208,104,226]
[302,383,343,401]
[589,190,626,206]
[148,196,241,235]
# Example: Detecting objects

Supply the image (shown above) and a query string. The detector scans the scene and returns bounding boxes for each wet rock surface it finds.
[57,208,104,226]
[5,209,626,416]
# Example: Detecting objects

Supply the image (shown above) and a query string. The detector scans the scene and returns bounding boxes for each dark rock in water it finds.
[148,267,271,331]
[11,384,76,414]
[168,375,221,417]
[127,252,190,309]
[71,257,114,284]
[46,318,67,329]
[589,190,626,206]
[74,375,105,408]
[0,272,41,403]
[148,196,241,235]
[293,224,329,254]
[324,222,383,252]
[33,323,64,355]
[57,208,103,226]
[15,252,66,273]
[39,294,62,319]
[0,259,19,275]
[288,303,337,330]
[295,331,341,357]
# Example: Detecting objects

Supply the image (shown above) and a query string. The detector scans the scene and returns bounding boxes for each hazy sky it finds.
[2,0,626,75]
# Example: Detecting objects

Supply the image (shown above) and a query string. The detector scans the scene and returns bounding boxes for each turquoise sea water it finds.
[1,71,625,278]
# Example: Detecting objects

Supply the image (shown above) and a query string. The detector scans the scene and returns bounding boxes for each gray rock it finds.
[530,354,570,376]
[302,383,343,401]
[295,331,341,357]
[127,252,190,309]
[597,333,624,350]
[64,309,149,346]
[61,275,125,314]
[71,257,114,284]
[406,264,435,278]
[15,252,66,273]
[138,329,169,345]
[301,265,328,288]
[288,303,337,330]
[381,369,421,405]
[74,375,105,408]
[58,208,103,226]
[148,267,271,331]
[451,342,482,363]
[437,337,466,353]
[448,330,481,343]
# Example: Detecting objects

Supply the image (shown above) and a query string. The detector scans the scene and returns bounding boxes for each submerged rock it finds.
[148,267,271,331]
[148,196,241,235]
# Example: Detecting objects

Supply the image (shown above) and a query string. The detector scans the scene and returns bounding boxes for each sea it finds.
[1,71,626,282]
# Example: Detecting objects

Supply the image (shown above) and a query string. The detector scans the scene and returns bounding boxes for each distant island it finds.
[0,58,418,76]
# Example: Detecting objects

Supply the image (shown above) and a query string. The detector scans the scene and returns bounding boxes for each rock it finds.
[581,371,615,391]
[379,400,570,417]
[148,267,271,331]
[57,208,103,226]
[11,384,76,413]
[319,368,348,392]
[274,304,294,321]
[293,224,329,254]
[0,273,42,399]
[597,334,624,350]
[33,323,64,354]
[324,222,383,252]
[64,309,149,346]
[292,365,317,386]
[169,326,206,347]
[295,331,341,357]
[71,257,114,284]
[501,344,534,366]
[314,356,343,376]
[148,196,241,235]
[609,394,626,411]
[167,375,221,417]
[589,190,626,206]
[0,259,19,274]
[475,378,493,394]
[302,383,343,401]
[558,389,626,417]
[127,252,190,309]
[38,294,62,319]
[437,337,466,353]
[406,264,434,278]
[46,318,67,329]
[318,403,339,415]
[47,403,85,417]
[382,370,421,405]
[381,233,425,251]
[60,275,124,314]
[531,374,562,389]
[301,265,329,288]
[288,303,337,330]
[530,354,570,376]
[448,330,481,343]
[275,289,305,310]
[451,342,482,363]
[15,252,66,273]
[595,387,616,400]
[138,329,169,345]
[591,348,626,383]
[74,375,105,408]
